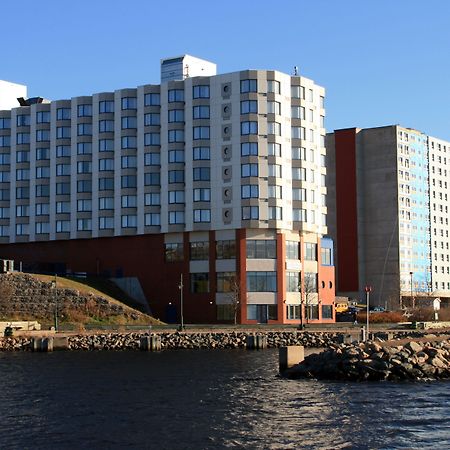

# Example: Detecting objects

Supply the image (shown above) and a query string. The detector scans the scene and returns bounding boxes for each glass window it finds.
[36,166,50,178]
[99,120,114,133]
[99,139,114,152]
[121,175,137,188]
[241,121,258,135]
[145,213,160,226]
[268,185,282,199]
[269,164,282,177]
[77,123,92,136]
[0,118,11,129]
[241,206,259,220]
[241,142,258,156]
[56,183,70,195]
[77,179,92,193]
[121,214,137,228]
[286,272,300,292]
[246,272,277,292]
[99,197,114,210]
[17,132,30,144]
[305,243,317,261]
[268,143,281,157]
[193,167,210,181]
[193,188,210,202]
[193,209,211,222]
[144,113,160,126]
[216,240,236,259]
[56,108,71,120]
[36,148,49,160]
[291,85,305,99]
[190,241,209,260]
[0,153,11,164]
[193,105,210,119]
[0,171,10,182]
[168,170,184,183]
[99,101,114,113]
[144,133,160,146]
[144,173,160,186]
[168,129,184,143]
[145,193,160,206]
[168,211,184,224]
[78,104,92,117]
[144,93,160,106]
[193,85,210,98]
[190,273,209,293]
[286,241,299,259]
[35,184,50,197]
[216,272,236,293]
[267,80,281,94]
[292,147,306,160]
[168,89,184,102]
[35,203,49,216]
[56,220,70,233]
[77,142,92,155]
[322,305,333,319]
[16,168,30,180]
[99,217,114,230]
[77,199,92,212]
[56,145,70,157]
[241,185,259,198]
[0,136,11,147]
[121,97,137,110]
[35,222,50,234]
[246,240,276,259]
[144,153,160,166]
[77,218,92,231]
[99,158,114,171]
[240,100,257,114]
[56,163,71,176]
[269,206,282,220]
[169,190,185,204]
[121,155,137,169]
[241,163,258,177]
[169,149,184,163]
[17,114,30,126]
[99,177,114,191]
[240,79,257,93]
[168,109,184,123]
[121,116,137,129]
[165,243,184,262]
[121,136,137,149]
[16,186,29,199]
[193,126,210,140]
[193,146,210,160]
[321,247,333,266]
[291,106,305,119]
[16,150,29,162]
[267,101,281,115]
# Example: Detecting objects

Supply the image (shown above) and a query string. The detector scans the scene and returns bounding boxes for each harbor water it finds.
[0,349,449,449]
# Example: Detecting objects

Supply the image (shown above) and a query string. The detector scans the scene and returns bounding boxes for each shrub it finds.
[356,311,405,323]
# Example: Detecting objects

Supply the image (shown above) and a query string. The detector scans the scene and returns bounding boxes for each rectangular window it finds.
[168,89,184,102]
[77,180,92,193]
[99,197,114,210]
[193,188,210,202]
[77,142,92,155]
[144,153,160,166]
[291,127,305,139]
[16,151,29,162]
[77,161,92,174]
[77,218,92,231]
[99,158,114,171]
[240,100,257,114]
[305,243,317,261]
[36,148,49,160]
[292,147,306,160]
[77,123,92,136]
[16,168,30,180]
[144,133,160,146]
[190,273,209,293]
[190,241,209,260]
[56,164,71,176]
[77,199,92,212]
[241,163,258,177]
[286,241,299,259]
[121,136,137,149]
[99,101,114,113]
[0,153,10,164]
[57,108,71,120]
[144,93,160,106]
[193,105,210,119]
[193,147,210,160]
[56,127,70,139]
[242,206,259,220]
[293,208,306,221]
[240,79,257,93]
[99,177,114,190]
[165,243,184,262]
[121,116,137,129]
[36,166,50,179]
[292,188,307,201]
[56,220,70,233]
[193,85,210,98]
[78,104,92,117]
[291,106,305,119]
[145,213,160,226]
[56,183,70,195]
[121,195,137,208]
[291,86,305,99]
[0,171,10,182]
[286,272,300,292]
[17,132,30,144]
[168,150,184,163]
[267,80,281,94]
[241,121,258,135]
[144,172,160,186]
[35,184,50,197]
[193,126,210,140]
[168,170,184,184]
[168,211,184,224]
[168,109,184,123]
[267,101,281,115]
[121,175,137,188]
[241,143,258,156]
[0,118,11,129]
[216,240,236,259]
[193,167,210,181]
[121,214,137,228]
[322,305,332,319]
[99,120,114,133]
[168,129,184,143]
[269,206,282,220]
[56,145,71,157]
[17,114,30,126]
[121,155,137,169]
[292,167,306,181]
[169,190,185,204]
[121,97,137,110]
[35,222,50,234]
[144,113,160,126]
[241,185,259,198]
[0,136,11,147]
[193,209,211,223]
[321,247,332,266]
[268,143,281,157]
[35,203,49,216]
[99,217,114,230]
[217,272,236,293]
[246,240,277,259]
[16,205,30,217]
[268,185,282,199]
[145,193,160,206]
[268,164,282,177]
[246,272,277,292]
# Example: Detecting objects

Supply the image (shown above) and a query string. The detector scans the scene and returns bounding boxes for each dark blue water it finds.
[0,349,448,449]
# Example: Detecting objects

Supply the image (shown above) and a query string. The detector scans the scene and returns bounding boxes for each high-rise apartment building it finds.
[327,125,450,308]
[0,55,335,324]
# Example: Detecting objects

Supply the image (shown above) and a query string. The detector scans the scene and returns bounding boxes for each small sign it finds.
[364,286,372,293]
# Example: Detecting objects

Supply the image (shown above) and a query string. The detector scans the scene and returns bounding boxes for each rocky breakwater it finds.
[284,339,450,381]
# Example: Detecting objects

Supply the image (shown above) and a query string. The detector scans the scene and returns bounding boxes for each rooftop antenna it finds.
[184,64,190,78]
[293,66,299,76]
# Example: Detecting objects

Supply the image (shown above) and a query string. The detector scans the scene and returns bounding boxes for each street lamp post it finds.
[364,286,372,341]
[409,271,414,309]
[178,273,184,331]
[51,274,58,332]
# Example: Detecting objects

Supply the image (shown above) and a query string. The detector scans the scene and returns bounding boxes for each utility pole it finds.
[364,286,372,341]
[52,274,58,332]
[178,273,184,331]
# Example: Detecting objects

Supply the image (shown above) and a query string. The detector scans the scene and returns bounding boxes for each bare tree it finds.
[301,272,318,324]
[226,275,241,325]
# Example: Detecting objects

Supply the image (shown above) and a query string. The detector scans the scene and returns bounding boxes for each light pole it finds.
[409,271,414,309]
[178,273,184,331]
[364,286,372,341]
[51,274,58,332]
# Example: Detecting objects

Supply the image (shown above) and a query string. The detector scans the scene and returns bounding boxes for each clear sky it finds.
[2,0,450,140]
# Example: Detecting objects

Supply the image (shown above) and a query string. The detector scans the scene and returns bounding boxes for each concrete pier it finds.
[279,346,305,372]
[31,337,54,352]
[246,334,268,350]
[139,335,162,351]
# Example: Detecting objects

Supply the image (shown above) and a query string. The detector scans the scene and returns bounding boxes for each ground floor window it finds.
[286,304,301,319]
[190,273,209,293]
[322,304,333,319]
[217,304,234,321]
[306,304,319,320]
[247,304,277,322]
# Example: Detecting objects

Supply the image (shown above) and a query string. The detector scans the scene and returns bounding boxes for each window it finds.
[267,101,281,115]
[77,123,92,136]
[291,127,305,139]
[57,108,71,120]
[241,185,259,198]
[193,188,210,202]
[99,217,114,230]
[168,211,184,224]
[16,205,29,217]
[121,155,137,169]
[0,136,10,147]
[292,167,306,181]
[240,100,257,114]
[240,79,257,93]
[292,188,306,201]
[269,206,282,220]
[292,147,306,160]
[77,142,92,155]
[145,133,160,146]
[0,153,10,164]
[168,129,184,143]
[216,240,236,259]
[193,85,210,98]
[241,163,258,177]
[35,203,49,216]
[121,195,137,208]
[121,97,137,110]
[17,132,30,144]
[16,151,29,162]
[193,167,210,181]
[268,185,282,199]
[241,121,257,135]
[0,171,10,182]
[121,214,137,228]
[16,224,29,236]
[56,220,70,233]
[242,206,259,220]
[286,305,301,320]
[190,241,209,260]
[121,116,137,129]
[267,80,281,94]
[193,126,210,140]
[246,240,276,258]
[189,272,210,294]
[268,143,281,157]
[99,177,114,190]
[99,158,114,171]
[15,187,29,199]
[77,180,92,193]
[77,199,92,212]
[291,85,305,99]
[286,241,299,259]
[0,207,10,219]
[36,148,49,160]
[144,153,160,166]
[217,272,236,292]
[16,168,30,180]
[0,189,9,201]
[56,127,71,139]
[322,305,332,319]
[99,120,114,133]
[77,218,92,231]
[144,173,160,186]
[305,243,317,261]
[193,105,210,119]
[144,93,160,106]
[194,209,211,222]
[321,247,333,266]
[0,118,11,129]
[121,136,137,149]
[121,175,136,188]
[291,106,305,119]
[165,243,184,262]
[247,272,277,292]
[99,197,114,210]
[293,208,306,221]
[269,164,282,177]
[145,213,160,226]
[168,109,184,123]
[286,272,300,292]
[168,89,184,102]
[305,273,318,292]
[193,147,210,160]
[35,184,50,197]
[56,164,71,176]
[78,104,92,117]
[241,142,258,156]
[168,170,184,183]
[168,149,184,163]
[17,114,30,126]
[144,113,160,126]
[145,192,160,206]
[36,166,50,179]
[77,161,92,174]
[99,101,114,113]
[169,190,185,204]
[56,145,71,157]
[56,183,70,195]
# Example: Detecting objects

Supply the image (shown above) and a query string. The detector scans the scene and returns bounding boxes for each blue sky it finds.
[2,0,450,140]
